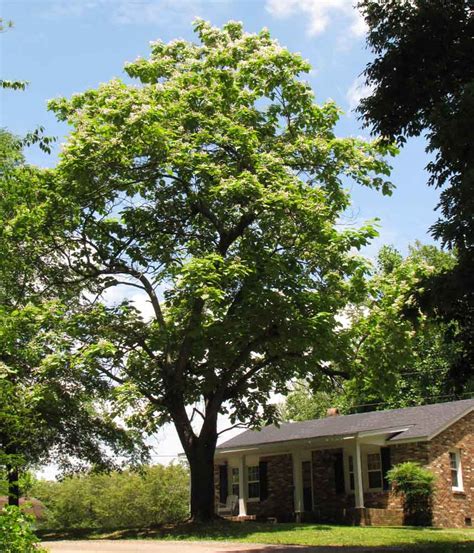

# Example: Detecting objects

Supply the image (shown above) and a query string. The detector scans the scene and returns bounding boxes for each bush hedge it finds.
[387,461,435,526]
[0,505,46,553]
[32,463,189,529]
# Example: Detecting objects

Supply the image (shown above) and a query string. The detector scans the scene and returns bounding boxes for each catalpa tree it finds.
[47,20,395,520]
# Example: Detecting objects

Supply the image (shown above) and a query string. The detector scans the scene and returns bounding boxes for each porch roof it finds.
[217,398,474,452]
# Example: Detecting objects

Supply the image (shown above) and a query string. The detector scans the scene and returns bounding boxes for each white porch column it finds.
[353,438,365,509]
[292,450,303,520]
[238,455,247,517]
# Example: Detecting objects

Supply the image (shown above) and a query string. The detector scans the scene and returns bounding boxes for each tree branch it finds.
[175,298,205,379]
[218,212,255,255]
[190,406,205,423]
[217,422,248,437]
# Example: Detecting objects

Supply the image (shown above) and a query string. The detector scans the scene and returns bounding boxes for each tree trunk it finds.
[170,396,220,522]
[173,407,219,522]
[188,439,218,522]
[7,464,20,507]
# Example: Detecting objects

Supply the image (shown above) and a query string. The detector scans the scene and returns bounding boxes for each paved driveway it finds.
[42,540,404,553]
[43,542,320,553]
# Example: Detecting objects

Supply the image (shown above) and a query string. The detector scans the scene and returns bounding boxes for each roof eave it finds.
[426,404,474,441]
[216,401,474,454]
[216,425,416,455]
[215,432,356,456]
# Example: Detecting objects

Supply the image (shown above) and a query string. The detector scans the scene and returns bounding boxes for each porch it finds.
[215,429,405,525]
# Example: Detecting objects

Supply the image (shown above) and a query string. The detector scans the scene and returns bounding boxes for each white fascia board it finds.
[386,436,429,445]
[215,446,261,457]
[357,426,411,438]
[215,433,355,457]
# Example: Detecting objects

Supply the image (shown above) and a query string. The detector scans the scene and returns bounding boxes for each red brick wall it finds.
[366,441,431,511]
[427,411,474,528]
[214,454,294,521]
[309,442,435,525]
[247,454,294,521]
[359,414,473,528]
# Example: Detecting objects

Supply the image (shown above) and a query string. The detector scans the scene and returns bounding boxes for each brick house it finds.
[0,497,45,519]
[214,398,473,528]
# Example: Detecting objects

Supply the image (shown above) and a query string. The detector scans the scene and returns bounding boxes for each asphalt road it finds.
[43,542,319,553]
[42,540,405,553]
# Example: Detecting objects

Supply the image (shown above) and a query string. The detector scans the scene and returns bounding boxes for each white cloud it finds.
[266,0,367,38]
[113,2,165,25]
[346,74,373,114]
[349,10,369,37]
[112,0,201,25]
[129,291,156,321]
[100,283,164,322]
[45,0,203,26]
[45,0,106,18]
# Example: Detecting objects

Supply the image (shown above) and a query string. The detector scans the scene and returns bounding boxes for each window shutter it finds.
[259,461,268,501]
[334,451,345,494]
[219,464,228,504]
[381,447,392,491]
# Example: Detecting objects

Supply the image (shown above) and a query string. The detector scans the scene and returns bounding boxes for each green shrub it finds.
[0,505,46,553]
[33,463,189,529]
[387,462,435,526]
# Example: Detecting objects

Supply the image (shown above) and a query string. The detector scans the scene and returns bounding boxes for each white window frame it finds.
[347,455,355,492]
[366,451,383,491]
[230,466,240,498]
[247,465,260,502]
[449,450,463,492]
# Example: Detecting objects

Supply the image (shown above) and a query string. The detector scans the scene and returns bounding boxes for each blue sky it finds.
[1,0,443,466]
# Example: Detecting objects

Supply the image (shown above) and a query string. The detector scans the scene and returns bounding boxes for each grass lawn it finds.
[39,520,474,551]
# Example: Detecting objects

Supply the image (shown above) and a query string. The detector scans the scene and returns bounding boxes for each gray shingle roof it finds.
[217,398,474,451]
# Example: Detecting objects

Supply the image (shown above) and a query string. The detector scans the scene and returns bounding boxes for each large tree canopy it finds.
[44,20,396,520]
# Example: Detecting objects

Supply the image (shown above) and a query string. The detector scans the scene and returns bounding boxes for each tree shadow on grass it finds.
[217,547,472,553]
[38,521,473,552]
[38,522,332,541]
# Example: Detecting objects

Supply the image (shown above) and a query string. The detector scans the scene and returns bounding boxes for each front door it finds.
[302,460,313,512]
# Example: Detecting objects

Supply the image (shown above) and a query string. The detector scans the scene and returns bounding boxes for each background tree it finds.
[342,243,466,411]
[0,18,27,90]
[357,0,474,391]
[0,132,148,506]
[279,385,341,422]
[42,20,396,520]
[281,243,470,420]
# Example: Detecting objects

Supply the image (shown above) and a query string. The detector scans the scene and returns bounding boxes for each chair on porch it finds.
[217,494,238,517]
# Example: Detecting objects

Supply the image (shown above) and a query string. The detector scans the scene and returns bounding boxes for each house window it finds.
[367,452,383,489]
[247,465,260,499]
[231,467,240,497]
[348,455,355,491]
[449,451,463,491]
